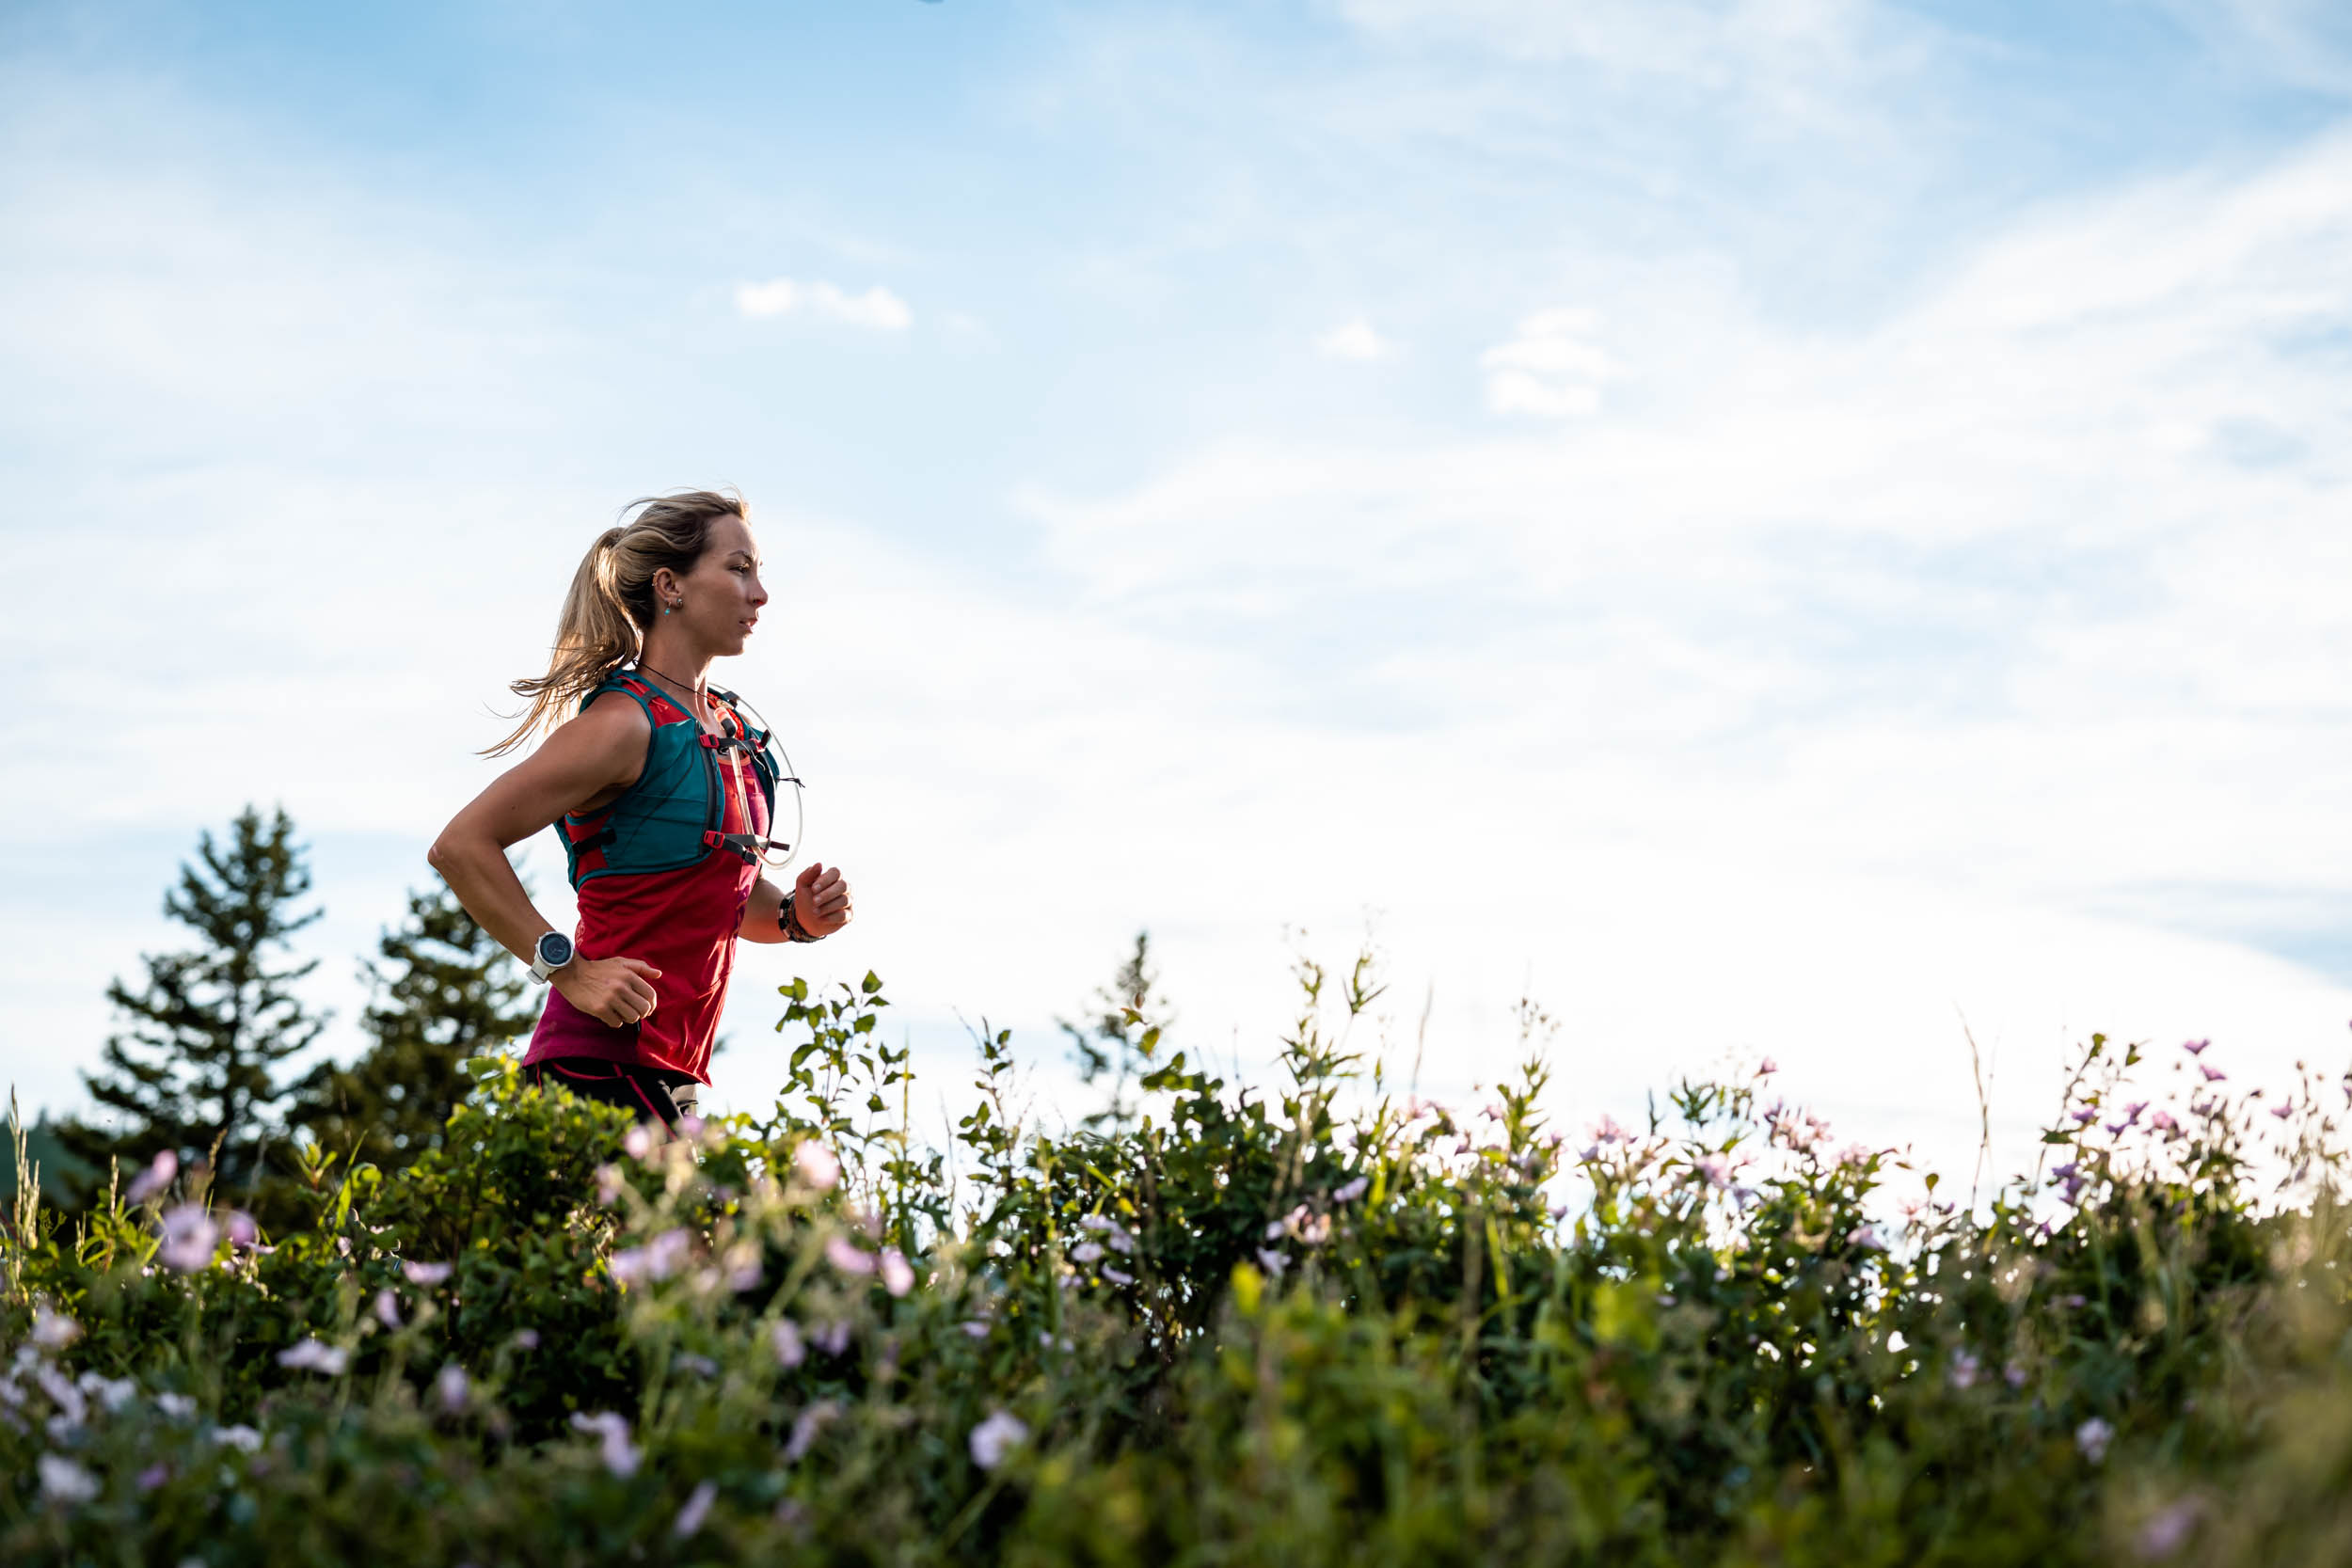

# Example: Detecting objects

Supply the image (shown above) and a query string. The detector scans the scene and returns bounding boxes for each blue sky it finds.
[7,0,2352,1186]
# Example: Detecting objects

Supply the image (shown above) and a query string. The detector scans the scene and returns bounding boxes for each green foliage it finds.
[56,805,328,1204]
[6,949,2352,1566]
[290,882,537,1174]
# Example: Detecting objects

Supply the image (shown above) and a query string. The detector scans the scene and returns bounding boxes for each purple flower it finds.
[1756,1057,1779,1076]
[960,1320,992,1339]
[2004,1363,2027,1389]
[772,1319,807,1368]
[513,1329,540,1351]
[1255,1248,1290,1279]
[826,1235,876,1276]
[2137,1498,2202,1560]
[404,1261,453,1287]
[278,1338,347,1375]
[2270,1102,2293,1120]
[2050,1163,2079,1181]
[2150,1110,2178,1133]
[570,1411,639,1477]
[31,1307,80,1349]
[2124,1101,2148,1123]
[1103,1266,1136,1285]
[2182,1038,2210,1055]
[595,1164,625,1207]
[434,1364,469,1413]
[2070,1107,2097,1125]
[224,1211,260,1250]
[2200,1065,2226,1083]
[1695,1155,1731,1188]
[647,1229,691,1279]
[880,1248,915,1298]
[968,1410,1028,1470]
[156,1206,220,1273]
[1072,1241,1105,1264]
[810,1320,852,1356]
[1948,1351,1979,1390]
[2076,1417,2115,1464]
[785,1401,839,1462]
[1333,1176,1370,1203]
[373,1290,402,1331]
[136,1462,171,1493]
[126,1148,178,1204]
[623,1124,654,1161]
[675,1481,718,1538]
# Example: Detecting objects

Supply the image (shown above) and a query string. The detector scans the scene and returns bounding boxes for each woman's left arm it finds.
[739,862,855,943]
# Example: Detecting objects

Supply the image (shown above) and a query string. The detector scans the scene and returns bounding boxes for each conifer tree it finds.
[59,805,326,1196]
[293,882,535,1169]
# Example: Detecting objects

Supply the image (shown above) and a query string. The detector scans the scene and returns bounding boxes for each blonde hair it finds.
[487,490,747,755]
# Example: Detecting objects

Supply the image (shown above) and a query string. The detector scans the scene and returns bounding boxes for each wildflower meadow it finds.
[8,950,2352,1565]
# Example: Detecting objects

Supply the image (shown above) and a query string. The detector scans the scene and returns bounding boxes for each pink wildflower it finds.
[968,1410,1028,1470]
[794,1143,842,1192]
[126,1149,178,1204]
[772,1319,807,1368]
[880,1248,915,1298]
[623,1124,654,1161]
[2200,1065,2226,1083]
[571,1411,640,1477]
[373,1290,402,1330]
[2076,1417,2115,1464]
[156,1206,220,1273]
[1756,1057,1778,1076]
[1334,1176,1370,1203]
[675,1481,718,1538]
[825,1235,876,1276]
[404,1261,453,1287]
[2137,1498,2202,1559]
[2182,1038,2210,1055]
[435,1364,469,1413]
[785,1402,838,1462]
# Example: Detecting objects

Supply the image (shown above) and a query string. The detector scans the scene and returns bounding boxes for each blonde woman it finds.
[429,491,851,1130]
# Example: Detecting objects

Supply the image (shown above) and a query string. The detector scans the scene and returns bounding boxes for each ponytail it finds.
[486,491,746,755]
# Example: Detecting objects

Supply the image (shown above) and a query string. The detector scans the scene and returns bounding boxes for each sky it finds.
[5,0,2352,1194]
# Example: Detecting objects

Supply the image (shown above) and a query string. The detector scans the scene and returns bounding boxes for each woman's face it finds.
[663,514,769,657]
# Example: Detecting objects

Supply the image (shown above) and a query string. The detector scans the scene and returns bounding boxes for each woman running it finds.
[428,490,852,1132]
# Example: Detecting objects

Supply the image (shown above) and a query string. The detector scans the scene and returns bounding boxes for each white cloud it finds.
[1316,317,1392,360]
[1479,306,1613,417]
[734,277,914,331]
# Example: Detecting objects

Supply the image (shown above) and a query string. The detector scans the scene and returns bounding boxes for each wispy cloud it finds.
[735,277,914,330]
[1316,317,1392,361]
[1479,307,1612,417]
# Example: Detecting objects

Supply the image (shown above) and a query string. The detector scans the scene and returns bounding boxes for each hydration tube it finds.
[719,688,806,874]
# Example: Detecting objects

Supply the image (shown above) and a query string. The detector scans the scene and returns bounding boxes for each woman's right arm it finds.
[426,694,664,1028]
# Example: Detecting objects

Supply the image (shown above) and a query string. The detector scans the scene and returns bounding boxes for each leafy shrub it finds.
[5,959,2350,1565]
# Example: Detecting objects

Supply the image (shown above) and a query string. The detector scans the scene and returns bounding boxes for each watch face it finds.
[537,932,574,969]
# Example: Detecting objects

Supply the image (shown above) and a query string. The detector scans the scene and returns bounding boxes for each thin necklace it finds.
[635,659,709,706]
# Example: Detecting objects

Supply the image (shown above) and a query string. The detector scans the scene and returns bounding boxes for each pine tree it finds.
[58,805,327,1197]
[1058,930,1175,1130]
[291,882,536,1169]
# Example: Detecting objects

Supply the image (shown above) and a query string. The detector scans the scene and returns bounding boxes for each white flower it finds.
[2076,1417,2116,1464]
[31,1307,80,1349]
[278,1338,347,1375]
[960,1320,992,1339]
[434,1364,469,1413]
[77,1372,136,1412]
[771,1319,807,1367]
[403,1261,453,1287]
[39,1455,99,1505]
[155,1391,197,1420]
[795,1142,842,1192]
[968,1410,1028,1470]
[675,1480,718,1538]
[126,1148,180,1203]
[1333,1177,1370,1203]
[36,1365,86,1428]
[880,1248,915,1298]
[156,1206,220,1273]
[572,1411,641,1477]
[213,1423,263,1452]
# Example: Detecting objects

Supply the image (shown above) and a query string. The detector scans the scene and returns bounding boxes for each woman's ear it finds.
[649,566,678,604]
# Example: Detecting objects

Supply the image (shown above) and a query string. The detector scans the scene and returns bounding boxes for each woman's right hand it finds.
[552,956,664,1027]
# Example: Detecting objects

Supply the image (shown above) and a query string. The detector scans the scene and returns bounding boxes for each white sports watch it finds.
[527,930,576,984]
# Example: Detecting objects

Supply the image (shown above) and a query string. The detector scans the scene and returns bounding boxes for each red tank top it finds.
[521,687,769,1084]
